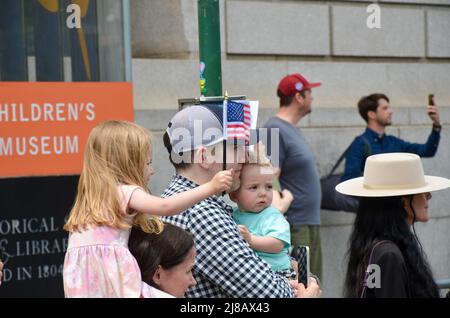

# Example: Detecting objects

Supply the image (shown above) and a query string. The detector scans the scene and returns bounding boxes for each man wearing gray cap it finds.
[160,104,321,298]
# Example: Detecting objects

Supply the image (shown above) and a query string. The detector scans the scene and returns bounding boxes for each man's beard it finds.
[377,117,392,127]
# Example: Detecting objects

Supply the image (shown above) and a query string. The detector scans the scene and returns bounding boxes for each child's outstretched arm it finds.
[129,169,234,216]
[237,225,284,253]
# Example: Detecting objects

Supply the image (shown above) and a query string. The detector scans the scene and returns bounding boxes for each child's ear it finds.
[229,191,238,203]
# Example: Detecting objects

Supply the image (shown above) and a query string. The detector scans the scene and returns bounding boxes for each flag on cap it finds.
[223,100,251,144]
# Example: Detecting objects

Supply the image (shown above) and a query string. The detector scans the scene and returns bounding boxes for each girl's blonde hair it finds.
[64,120,163,234]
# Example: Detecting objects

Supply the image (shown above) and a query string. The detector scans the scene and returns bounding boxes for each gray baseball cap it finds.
[165,104,258,155]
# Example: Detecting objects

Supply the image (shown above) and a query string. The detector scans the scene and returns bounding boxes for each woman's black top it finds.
[364,241,410,298]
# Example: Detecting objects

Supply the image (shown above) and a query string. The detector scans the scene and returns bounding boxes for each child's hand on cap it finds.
[211,169,234,194]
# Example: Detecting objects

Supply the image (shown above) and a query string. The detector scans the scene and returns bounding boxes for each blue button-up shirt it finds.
[341,127,440,181]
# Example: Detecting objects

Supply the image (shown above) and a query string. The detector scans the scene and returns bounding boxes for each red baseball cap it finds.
[277,73,321,97]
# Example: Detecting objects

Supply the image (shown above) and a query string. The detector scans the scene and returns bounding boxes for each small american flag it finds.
[223,100,251,144]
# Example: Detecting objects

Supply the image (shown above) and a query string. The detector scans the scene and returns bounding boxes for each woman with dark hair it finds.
[128,223,196,298]
[336,153,450,298]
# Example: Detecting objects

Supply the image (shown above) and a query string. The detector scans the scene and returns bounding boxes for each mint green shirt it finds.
[233,206,291,272]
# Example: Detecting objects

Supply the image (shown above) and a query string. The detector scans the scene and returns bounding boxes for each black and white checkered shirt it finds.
[161,175,294,298]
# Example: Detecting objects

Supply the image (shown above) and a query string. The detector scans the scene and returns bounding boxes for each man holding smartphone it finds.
[341,93,441,182]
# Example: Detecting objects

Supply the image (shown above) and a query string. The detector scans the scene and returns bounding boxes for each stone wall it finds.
[132,0,450,110]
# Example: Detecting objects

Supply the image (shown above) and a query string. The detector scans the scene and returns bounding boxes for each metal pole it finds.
[198,0,222,97]
[122,0,132,82]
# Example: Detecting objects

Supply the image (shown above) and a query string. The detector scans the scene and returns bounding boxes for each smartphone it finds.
[296,245,310,287]
[428,94,435,106]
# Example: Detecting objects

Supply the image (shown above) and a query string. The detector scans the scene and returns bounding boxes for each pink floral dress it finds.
[63,185,172,298]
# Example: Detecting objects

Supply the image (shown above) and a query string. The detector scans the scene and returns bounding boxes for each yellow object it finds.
[72,0,89,17]
[37,0,59,12]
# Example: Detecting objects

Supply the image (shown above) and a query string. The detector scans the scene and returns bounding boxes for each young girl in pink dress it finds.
[63,120,233,297]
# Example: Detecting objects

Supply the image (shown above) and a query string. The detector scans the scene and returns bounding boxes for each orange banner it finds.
[0,82,134,178]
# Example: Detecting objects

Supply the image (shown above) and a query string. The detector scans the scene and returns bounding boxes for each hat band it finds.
[363,181,426,190]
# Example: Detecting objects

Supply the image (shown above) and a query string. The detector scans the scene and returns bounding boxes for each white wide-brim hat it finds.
[336,153,450,197]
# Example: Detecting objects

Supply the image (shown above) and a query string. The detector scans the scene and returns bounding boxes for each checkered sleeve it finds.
[161,176,294,298]
[189,201,294,298]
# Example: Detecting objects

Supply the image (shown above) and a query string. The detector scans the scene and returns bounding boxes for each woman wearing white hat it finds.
[336,153,450,298]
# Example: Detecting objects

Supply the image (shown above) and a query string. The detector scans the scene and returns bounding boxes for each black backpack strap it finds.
[327,142,353,177]
[327,136,372,178]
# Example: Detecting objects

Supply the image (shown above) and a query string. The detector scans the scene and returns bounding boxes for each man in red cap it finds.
[263,73,323,280]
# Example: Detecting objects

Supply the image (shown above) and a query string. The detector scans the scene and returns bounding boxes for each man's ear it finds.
[194,147,210,170]
[367,110,377,121]
[295,92,304,104]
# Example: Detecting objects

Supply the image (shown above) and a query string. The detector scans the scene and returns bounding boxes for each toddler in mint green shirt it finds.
[230,151,296,279]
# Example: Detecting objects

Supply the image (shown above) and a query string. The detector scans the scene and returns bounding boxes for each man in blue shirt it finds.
[341,93,441,182]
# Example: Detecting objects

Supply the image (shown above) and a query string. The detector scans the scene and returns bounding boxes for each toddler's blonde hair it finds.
[247,152,271,167]
[247,143,273,170]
